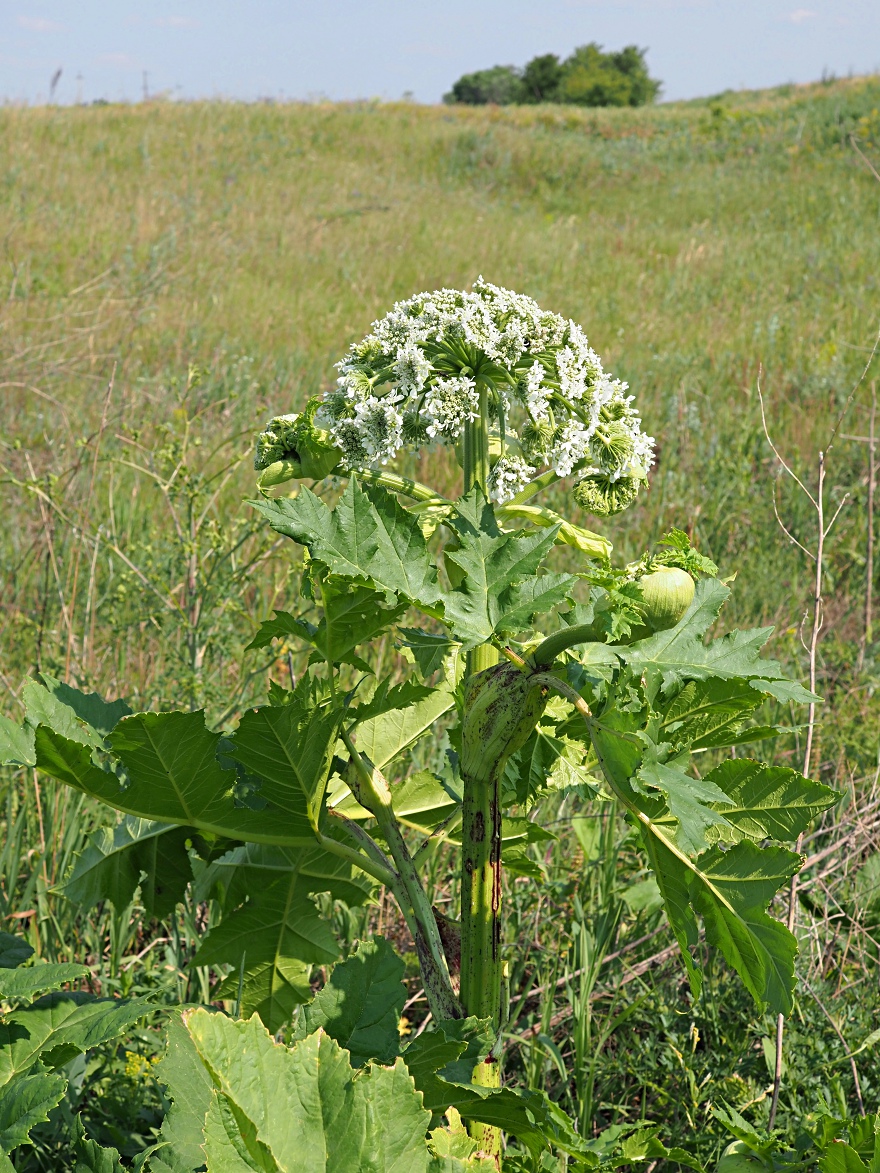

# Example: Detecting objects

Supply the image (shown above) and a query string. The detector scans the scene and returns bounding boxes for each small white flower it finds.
[488,454,536,503]
[550,418,594,478]
[424,376,479,440]
[395,342,432,396]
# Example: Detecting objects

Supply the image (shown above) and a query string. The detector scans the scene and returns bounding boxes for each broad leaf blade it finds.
[59,818,193,919]
[0,963,89,1002]
[704,759,838,844]
[0,1068,67,1152]
[185,1010,432,1172]
[298,938,406,1067]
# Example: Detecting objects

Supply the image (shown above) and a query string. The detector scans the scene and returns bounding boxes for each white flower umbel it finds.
[487,455,536,503]
[320,278,654,506]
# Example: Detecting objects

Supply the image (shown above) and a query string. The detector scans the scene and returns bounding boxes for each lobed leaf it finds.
[297,938,406,1067]
[185,1010,432,1172]
[703,759,838,845]
[59,818,193,920]
[0,1067,67,1153]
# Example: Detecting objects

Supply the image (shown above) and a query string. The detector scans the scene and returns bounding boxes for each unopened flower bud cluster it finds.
[319,279,653,504]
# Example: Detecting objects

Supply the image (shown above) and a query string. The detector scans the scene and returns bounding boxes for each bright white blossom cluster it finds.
[318,279,654,507]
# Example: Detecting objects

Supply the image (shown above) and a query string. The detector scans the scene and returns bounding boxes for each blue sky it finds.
[3,0,879,106]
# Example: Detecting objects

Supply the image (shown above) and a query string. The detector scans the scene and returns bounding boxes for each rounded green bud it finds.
[573,475,639,517]
[254,397,343,488]
[638,567,695,632]
[461,663,547,786]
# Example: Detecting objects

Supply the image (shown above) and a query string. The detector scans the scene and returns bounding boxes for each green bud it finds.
[573,475,639,517]
[254,397,343,488]
[461,663,547,787]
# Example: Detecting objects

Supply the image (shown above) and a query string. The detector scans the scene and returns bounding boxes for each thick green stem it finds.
[530,622,599,668]
[349,467,446,503]
[341,729,462,1021]
[461,406,504,1163]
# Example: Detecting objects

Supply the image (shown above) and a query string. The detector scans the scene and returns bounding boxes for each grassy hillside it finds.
[2,77,880,1168]
[3,74,880,743]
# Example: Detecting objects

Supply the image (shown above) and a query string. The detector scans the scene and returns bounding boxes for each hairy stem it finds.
[341,729,462,1021]
[461,405,504,1163]
[530,622,599,668]
[349,467,447,503]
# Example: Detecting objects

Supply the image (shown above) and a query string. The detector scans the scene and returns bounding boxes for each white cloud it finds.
[786,8,817,23]
[17,15,64,32]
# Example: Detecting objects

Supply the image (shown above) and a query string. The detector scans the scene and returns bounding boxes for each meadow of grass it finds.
[2,75,880,1167]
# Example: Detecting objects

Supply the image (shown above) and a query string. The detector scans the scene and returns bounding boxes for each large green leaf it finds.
[642,830,801,1013]
[493,573,577,638]
[351,680,436,726]
[402,1019,588,1161]
[636,756,733,855]
[70,1115,125,1171]
[59,818,193,919]
[621,579,817,700]
[247,582,406,671]
[703,759,838,845]
[36,675,132,736]
[590,719,802,1012]
[252,480,441,610]
[0,992,152,1086]
[185,1009,432,1172]
[658,679,764,751]
[34,716,316,847]
[333,769,458,830]
[148,1011,215,1173]
[349,686,455,773]
[227,700,342,832]
[0,715,35,768]
[298,938,406,1067]
[195,843,370,1032]
[0,1067,67,1152]
[442,489,562,648]
[399,629,457,680]
[23,679,106,750]
[0,963,89,1002]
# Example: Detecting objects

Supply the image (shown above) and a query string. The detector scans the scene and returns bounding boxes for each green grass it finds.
[2,76,880,1167]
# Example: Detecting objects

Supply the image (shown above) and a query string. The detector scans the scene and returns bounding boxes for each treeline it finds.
[444,43,660,108]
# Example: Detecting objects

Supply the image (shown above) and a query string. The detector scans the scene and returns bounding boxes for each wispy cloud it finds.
[155,16,199,28]
[786,8,817,23]
[17,15,64,32]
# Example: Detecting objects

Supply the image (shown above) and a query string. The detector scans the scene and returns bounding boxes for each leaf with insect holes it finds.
[251,479,442,610]
[59,818,193,920]
[184,1010,432,1172]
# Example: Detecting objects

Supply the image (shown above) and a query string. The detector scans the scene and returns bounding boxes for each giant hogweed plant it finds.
[0,282,838,1170]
